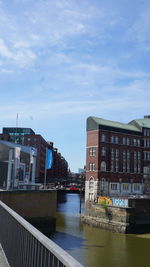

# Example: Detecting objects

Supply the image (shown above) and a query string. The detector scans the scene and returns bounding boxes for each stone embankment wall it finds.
[83,198,150,233]
[0,190,57,235]
[82,201,135,233]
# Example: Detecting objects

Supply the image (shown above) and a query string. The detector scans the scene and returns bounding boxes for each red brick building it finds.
[0,127,68,183]
[46,147,68,183]
[86,116,150,201]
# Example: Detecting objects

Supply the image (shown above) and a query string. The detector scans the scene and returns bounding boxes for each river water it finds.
[51,193,150,267]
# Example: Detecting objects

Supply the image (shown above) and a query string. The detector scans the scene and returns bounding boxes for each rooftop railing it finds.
[0,200,83,267]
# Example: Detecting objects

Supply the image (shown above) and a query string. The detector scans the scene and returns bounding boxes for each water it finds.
[51,193,150,267]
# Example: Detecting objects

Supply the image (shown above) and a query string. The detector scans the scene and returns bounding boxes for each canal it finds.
[51,193,150,267]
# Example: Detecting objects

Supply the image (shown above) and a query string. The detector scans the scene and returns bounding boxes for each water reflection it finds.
[51,193,150,267]
[51,231,85,251]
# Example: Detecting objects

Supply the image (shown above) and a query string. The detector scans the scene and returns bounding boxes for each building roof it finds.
[87,116,144,132]
[129,118,150,129]
[87,116,150,132]
[2,127,35,134]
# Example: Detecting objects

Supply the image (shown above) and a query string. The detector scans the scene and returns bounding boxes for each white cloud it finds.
[0,38,36,68]
[0,39,13,59]
[0,68,14,73]
[126,5,150,47]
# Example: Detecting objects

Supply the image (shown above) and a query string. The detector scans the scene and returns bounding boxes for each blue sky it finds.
[0,0,150,172]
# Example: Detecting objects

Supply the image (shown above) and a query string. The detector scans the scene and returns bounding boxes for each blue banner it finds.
[46,149,53,169]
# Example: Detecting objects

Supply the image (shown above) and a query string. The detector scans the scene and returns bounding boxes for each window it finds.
[144,167,150,175]
[89,147,96,156]
[111,148,114,159]
[137,139,140,147]
[101,161,106,171]
[116,149,119,158]
[133,139,137,146]
[110,183,118,190]
[116,158,119,172]
[145,139,150,148]
[137,152,141,159]
[127,138,130,145]
[111,136,115,143]
[115,136,118,144]
[123,137,126,145]
[27,137,31,141]
[123,150,126,172]
[89,177,94,201]
[133,184,140,192]
[144,151,150,160]
[89,177,94,191]
[134,152,137,173]
[122,183,129,191]
[127,151,130,172]
[89,163,95,171]
[111,160,114,172]
[101,134,106,142]
[101,147,106,156]
[134,151,137,159]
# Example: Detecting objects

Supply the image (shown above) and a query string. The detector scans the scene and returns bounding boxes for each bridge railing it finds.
[0,200,83,267]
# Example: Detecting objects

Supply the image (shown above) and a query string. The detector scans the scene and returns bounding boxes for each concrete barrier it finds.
[0,190,57,235]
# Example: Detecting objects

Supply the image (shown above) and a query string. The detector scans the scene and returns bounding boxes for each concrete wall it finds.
[0,190,57,235]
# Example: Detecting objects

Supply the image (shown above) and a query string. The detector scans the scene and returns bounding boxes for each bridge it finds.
[0,200,83,267]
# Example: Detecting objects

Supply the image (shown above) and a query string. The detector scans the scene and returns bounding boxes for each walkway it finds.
[0,245,9,267]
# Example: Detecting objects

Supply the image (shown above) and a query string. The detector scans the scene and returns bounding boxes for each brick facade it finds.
[86,116,150,201]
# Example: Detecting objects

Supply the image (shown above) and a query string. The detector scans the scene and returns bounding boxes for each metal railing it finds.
[0,201,83,267]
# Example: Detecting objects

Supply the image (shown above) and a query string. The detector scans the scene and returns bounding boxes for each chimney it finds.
[144,115,150,119]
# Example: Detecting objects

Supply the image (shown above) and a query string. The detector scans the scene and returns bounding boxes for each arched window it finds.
[89,177,94,201]
[101,161,106,171]
[89,177,94,192]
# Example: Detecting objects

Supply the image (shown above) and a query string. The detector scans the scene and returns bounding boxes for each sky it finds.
[0,0,150,172]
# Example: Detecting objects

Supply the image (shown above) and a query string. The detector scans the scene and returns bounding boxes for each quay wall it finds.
[83,198,150,233]
[0,190,57,235]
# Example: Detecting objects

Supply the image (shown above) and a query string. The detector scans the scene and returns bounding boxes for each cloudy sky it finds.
[0,0,150,172]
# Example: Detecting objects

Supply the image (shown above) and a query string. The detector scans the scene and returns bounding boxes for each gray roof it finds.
[129,118,150,129]
[87,116,141,132]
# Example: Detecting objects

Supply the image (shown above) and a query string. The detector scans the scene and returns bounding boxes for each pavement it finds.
[0,245,10,267]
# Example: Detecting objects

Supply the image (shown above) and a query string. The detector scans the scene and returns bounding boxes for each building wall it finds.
[86,130,99,200]
[46,150,68,183]
[0,133,9,141]
[86,118,150,201]
[0,128,68,184]
[24,134,48,182]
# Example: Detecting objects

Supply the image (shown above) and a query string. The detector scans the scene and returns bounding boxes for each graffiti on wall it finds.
[98,196,112,205]
[111,197,128,207]
[98,196,128,207]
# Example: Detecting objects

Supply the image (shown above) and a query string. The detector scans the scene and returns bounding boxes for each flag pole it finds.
[44,148,47,189]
